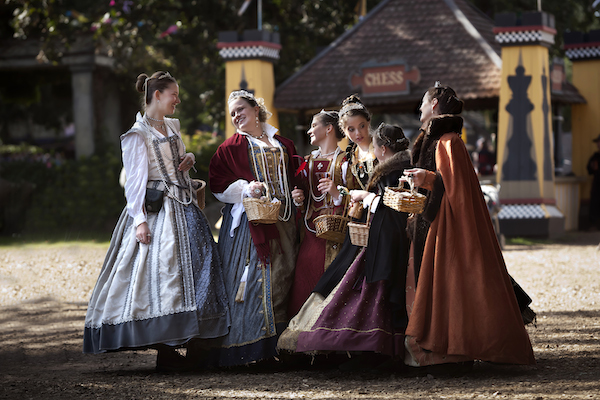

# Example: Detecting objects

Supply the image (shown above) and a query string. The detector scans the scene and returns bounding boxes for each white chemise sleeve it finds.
[121,132,148,227]
[213,179,251,204]
[363,192,380,213]
[214,180,253,238]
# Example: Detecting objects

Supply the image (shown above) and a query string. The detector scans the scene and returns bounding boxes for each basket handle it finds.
[259,182,272,200]
[364,194,377,228]
[398,176,416,193]
[332,185,350,218]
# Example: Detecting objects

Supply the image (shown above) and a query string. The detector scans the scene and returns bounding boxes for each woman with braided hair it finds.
[278,123,411,366]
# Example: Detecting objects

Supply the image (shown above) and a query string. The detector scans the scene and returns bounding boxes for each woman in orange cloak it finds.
[402,83,535,367]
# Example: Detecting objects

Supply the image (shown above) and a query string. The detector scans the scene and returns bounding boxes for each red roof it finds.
[275,0,504,113]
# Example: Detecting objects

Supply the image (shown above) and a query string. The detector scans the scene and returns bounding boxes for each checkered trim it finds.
[498,204,545,219]
[498,204,563,219]
[566,46,600,60]
[219,45,280,60]
[495,30,554,46]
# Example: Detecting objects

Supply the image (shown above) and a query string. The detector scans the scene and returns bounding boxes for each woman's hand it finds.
[317,177,339,199]
[248,181,266,198]
[136,222,152,245]
[349,190,369,203]
[400,168,427,187]
[178,152,195,172]
[292,187,305,206]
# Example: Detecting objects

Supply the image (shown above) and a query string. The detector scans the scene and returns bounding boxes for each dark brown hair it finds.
[314,110,344,140]
[373,123,409,153]
[135,71,177,108]
[426,84,464,115]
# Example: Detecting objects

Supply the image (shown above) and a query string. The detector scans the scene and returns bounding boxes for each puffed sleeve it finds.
[121,132,148,227]
[213,179,251,204]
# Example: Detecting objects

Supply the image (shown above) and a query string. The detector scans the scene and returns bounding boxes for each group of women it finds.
[83,71,535,373]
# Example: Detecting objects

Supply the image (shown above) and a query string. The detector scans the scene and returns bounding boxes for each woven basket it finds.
[192,179,206,210]
[314,213,348,243]
[383,176,426,214]
[347,199,373,247]
[383,187,426,214]
[347,221,369,247]
[243,183,281,224]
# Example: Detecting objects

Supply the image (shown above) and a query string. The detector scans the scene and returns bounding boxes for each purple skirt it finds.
[296,248,404,357]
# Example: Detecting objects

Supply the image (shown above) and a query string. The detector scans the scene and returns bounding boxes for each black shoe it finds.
[156,348,193,373]
[425,360,474,377]
[522,306,537,326]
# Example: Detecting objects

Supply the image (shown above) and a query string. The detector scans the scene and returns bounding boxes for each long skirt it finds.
[209,203,297,367]
[287,227,343,318]
[278,248,404,358]
[83,198,230,353]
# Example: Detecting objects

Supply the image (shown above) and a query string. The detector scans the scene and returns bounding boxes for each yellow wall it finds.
[571,59,600,200]
[497,45,554,200]
[224,59,279,138]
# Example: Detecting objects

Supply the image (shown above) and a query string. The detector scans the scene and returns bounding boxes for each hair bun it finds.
[374,123,408,152]
[136,73,149,93]
[341,93,364,107]
[393,137,409,152]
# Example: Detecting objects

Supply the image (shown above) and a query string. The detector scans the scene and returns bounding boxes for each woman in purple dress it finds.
[278,124,411,366]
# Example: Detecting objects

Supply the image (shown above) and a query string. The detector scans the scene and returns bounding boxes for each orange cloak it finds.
[405,132,535,365]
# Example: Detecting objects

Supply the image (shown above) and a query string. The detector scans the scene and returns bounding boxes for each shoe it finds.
[155,348,193,373]
[425,360,474,377]
[522,306,537,326]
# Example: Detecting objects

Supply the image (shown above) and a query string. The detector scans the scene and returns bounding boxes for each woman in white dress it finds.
[83,71,230,372]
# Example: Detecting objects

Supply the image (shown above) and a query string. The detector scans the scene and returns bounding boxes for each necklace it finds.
[146,115,164,122]
[146,115,166,132]
[351,144,375,189]
[304,147,340,233]
[317,147,340,158]
[250,131,265,140]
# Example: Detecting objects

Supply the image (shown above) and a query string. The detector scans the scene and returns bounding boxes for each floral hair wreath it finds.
[228,89,273,120]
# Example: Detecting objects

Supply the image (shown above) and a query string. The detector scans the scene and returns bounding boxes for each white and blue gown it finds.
[83,113,230,353]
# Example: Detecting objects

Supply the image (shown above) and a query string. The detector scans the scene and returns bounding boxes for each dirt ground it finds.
[1,231,600,399]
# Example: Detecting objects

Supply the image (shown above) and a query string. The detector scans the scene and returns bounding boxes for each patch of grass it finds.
[0,230,111,247]
[506,237,553,246]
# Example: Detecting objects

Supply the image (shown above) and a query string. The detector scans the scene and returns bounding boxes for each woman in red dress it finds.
[287,110,353,317]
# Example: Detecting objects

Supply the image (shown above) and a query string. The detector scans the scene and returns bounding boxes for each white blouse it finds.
[121,113,177,228]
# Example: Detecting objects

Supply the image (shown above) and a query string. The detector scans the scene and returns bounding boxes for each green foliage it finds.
[0,144,124,235]
[4,0,383,137]
[181,129,224,204]
[467,0,600,58]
